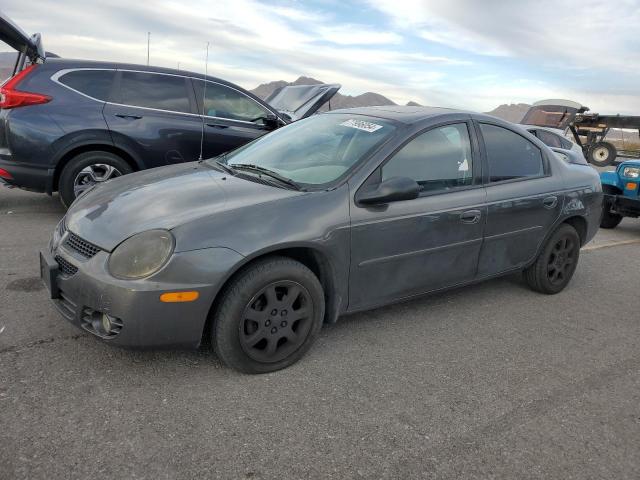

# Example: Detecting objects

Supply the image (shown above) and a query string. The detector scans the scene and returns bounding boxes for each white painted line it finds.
[582,239,640,252]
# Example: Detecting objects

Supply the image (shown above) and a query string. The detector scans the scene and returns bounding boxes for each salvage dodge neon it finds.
[41,107,602,373]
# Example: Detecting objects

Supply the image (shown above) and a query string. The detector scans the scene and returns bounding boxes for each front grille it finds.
[65,232,101,259]
[55,255,78,276]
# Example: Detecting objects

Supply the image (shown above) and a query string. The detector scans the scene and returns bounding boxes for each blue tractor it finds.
[600,160,640,228]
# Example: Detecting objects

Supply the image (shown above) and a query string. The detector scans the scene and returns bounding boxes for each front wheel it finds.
[600,209,623,229]
[524,224,581,294]
[58,151,132,208]
[213,257,325,373]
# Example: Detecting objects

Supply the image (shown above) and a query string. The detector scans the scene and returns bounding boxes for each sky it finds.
[2,0,640,113]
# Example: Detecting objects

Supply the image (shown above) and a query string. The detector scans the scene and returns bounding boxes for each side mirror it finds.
[262,114,280,130]
[357,176,420,205]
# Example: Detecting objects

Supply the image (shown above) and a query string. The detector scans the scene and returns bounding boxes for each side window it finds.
[193,80,270,122]
[480,123,544,182]
[59,70,116,101]
[381,123,473,193]
[535,129,563,148]
[119,72,191,113]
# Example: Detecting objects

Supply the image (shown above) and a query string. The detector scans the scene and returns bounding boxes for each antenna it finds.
[198,42,210,161]
[146,32,150,65]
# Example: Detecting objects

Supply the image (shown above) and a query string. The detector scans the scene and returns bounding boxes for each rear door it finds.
[103,70,203,168]
[192,79,275,159]
[476,121,564,277]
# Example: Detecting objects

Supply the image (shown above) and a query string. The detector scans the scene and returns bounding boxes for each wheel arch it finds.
[201,244,343,347]
[52,143,143,192]
[562,215,588,246]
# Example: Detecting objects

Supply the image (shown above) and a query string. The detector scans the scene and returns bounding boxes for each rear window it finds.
[119,72,191,113]
[480,123,544,182]
[59,70,116,101]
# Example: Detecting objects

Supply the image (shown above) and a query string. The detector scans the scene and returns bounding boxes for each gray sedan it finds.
[40,107,603,373]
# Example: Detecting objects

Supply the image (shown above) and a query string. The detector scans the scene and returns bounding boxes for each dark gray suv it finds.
[0,12,338,206]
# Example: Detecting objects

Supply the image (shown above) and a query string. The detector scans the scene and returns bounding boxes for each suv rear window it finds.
[59,70,116,101]
[119,72,191,113]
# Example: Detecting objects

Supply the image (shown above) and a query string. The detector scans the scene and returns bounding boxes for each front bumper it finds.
[605,193,640,218]
[41,235,244,349]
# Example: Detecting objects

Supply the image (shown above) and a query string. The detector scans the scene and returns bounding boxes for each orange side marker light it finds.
[160,291,200,303]
[626,182,638,190]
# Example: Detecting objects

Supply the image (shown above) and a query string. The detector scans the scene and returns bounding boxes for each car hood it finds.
[266,84,340,121]
[65,162,302,252]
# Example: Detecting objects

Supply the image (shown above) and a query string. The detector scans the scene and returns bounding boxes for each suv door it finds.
[103,70,203,168]
[349,120,486,310]
[192,79,276,159]
[476,121,564,277]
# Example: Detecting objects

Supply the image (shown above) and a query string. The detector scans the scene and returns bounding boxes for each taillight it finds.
[0,168,13,180]
[0,64,51,109]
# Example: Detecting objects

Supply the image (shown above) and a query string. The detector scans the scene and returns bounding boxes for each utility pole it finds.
[146,32,150,65]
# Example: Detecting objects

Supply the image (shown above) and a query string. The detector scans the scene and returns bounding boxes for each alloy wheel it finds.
[547,236,577,286]
[73,164,122,197]
[239,280,313,363]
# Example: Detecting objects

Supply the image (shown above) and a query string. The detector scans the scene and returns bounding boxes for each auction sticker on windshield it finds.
[340,119,383,133]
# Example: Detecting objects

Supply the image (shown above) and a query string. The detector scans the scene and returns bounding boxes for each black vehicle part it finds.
[524,224,580,294]
[212,256,324,374]
[58,151,132,208]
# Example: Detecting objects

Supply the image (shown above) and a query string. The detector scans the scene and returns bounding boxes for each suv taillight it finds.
[0,64,51,109]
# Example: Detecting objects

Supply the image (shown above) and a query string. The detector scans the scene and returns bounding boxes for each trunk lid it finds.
[266,83,340,122]
[0,11,45,68]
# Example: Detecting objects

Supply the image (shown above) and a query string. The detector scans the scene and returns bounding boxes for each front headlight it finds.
[623,166,640,178]
[108,229,175,280]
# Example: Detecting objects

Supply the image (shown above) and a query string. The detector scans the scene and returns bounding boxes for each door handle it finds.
[115,114,142,120]
[543,196,558,209]
[206,123,229,129]
[460,209,481,224]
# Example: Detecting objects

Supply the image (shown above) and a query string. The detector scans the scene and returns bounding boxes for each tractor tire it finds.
[588,142,617,167]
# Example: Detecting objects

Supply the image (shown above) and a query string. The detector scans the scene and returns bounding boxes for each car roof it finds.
[42,57,239,88]
[326,105,506,125]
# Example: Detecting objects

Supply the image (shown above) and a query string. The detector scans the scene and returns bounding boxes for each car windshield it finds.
[211,113,397,187]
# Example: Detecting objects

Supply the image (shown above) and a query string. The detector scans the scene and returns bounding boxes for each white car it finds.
[523,125,588,164]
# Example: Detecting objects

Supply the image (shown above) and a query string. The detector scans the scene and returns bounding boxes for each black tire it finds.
[588,142,617,167]
[600,209,622,228]
[212,256,325,374]
[58,151,132,208]
[524,224,581,295]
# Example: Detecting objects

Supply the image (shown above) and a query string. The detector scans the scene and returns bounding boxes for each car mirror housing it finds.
[357,176,420,205]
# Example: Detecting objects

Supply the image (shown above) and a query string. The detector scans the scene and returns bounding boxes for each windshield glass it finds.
[212,113,397,187]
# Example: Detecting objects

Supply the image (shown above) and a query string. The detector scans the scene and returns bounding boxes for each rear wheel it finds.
[524,224,580,294]
[212,257,325,373]
[588,141,616,167]
[58,151,132,208]
[600,209,623,229]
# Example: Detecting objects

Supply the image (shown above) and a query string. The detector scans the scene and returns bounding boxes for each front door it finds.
[349,121,486,310]
[192,79,275,158]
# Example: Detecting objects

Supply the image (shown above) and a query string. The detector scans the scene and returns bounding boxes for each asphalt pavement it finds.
[1,186,639,479]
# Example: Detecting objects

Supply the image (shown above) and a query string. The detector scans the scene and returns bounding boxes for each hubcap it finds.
[239,281,313,363]
[73,164,122,198]
[593,146,609,161]
[547,236,576,285]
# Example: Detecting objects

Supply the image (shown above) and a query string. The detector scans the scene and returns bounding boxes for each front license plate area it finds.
[39,251,60,299]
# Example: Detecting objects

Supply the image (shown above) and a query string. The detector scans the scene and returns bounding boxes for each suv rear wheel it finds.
[58,151,132,208]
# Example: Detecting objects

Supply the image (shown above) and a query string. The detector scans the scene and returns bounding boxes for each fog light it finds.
[101,313,112,333]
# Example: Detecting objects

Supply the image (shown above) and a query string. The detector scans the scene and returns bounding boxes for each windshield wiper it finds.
[214,159,235,175]
[231,163,303,191]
